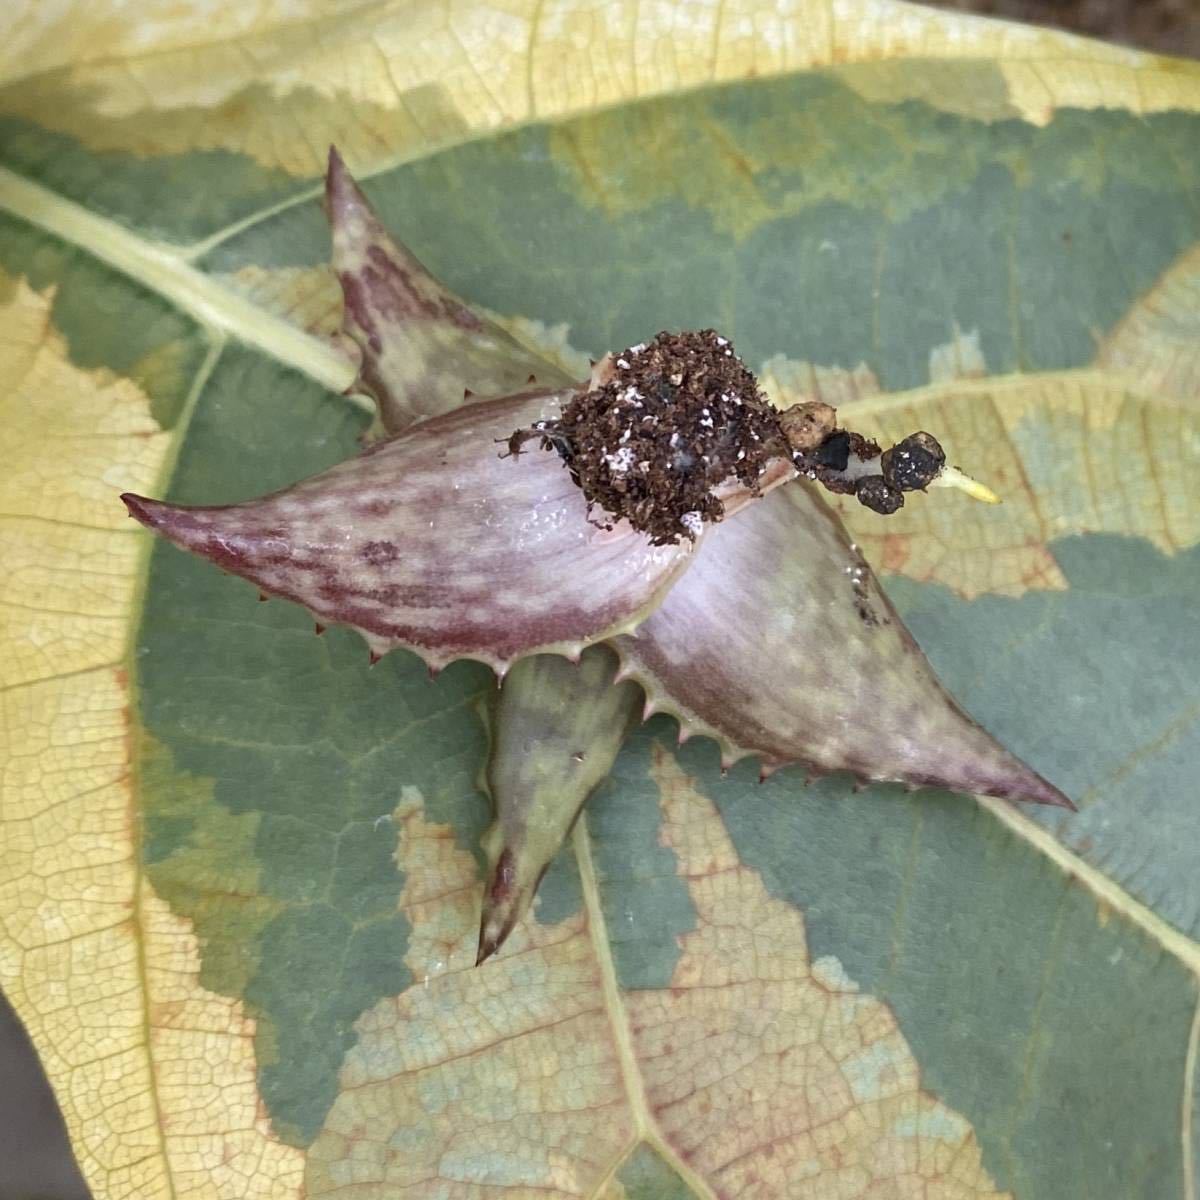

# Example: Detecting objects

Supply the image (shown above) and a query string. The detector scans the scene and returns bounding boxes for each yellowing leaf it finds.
[629,747,1002,1197]
[1099,242,1200,406]
[141,886,306,1199]
[831,366,1200,598]
[4,0,1200,243]
[308,757,1004,1198]
[0,1,369,86]
[309,788,635,1197]
[0,275,166,673]
[1,2,1200,1198]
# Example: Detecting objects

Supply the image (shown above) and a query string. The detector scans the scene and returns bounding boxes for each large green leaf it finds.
[1,2,1198,1197]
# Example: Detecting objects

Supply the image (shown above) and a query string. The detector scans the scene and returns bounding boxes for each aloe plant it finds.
[124,152,1072,968]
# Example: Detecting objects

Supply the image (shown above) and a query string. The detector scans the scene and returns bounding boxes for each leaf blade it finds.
[2,4,1200,1197]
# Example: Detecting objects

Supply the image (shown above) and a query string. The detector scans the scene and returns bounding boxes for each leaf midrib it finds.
[0,166,358,398]
[573,818,718,1198]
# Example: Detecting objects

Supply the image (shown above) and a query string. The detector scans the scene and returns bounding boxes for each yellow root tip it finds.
[931,465,1001,505]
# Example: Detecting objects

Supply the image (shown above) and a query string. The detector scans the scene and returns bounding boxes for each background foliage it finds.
[0,1,1198,1197]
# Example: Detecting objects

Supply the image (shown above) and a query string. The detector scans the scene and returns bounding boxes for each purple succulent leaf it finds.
[478,646,640,964]
[327,148,574,435]
[122,389,695,673]
[614,483,1072,809]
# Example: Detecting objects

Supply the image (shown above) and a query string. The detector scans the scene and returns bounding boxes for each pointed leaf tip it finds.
[990,771,1075,811]
[120,394,693,671]
[124,493,203,548]
[325,154,573,435]
[324,144,357,213]
[479,649,639,960]
[121,492,152,522]
[614,484,1072,811]
[476,848,520,966]
[475,931,499,968]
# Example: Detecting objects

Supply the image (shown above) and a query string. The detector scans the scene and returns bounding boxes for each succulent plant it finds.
[122,151,1070,965]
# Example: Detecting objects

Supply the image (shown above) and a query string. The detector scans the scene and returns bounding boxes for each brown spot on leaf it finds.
[361,539,400,565]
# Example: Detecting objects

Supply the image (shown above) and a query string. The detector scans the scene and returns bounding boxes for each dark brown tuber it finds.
[882,432,946,493]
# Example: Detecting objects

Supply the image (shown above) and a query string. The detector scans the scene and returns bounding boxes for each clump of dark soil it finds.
[506,329,950,542]
[511,330,786,545]
[882,431,945,493]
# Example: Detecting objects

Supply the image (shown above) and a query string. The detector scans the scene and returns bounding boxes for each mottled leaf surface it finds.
[327,147,575,434]
[481,646,640,963]
[1,3,1199,1199]
[614,483,1067,806]
[124,388,694,672]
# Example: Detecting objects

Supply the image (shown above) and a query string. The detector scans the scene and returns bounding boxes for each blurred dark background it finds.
[0,992,91,1200]
[928,0,1200,55]
[1,2,1197,1198]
